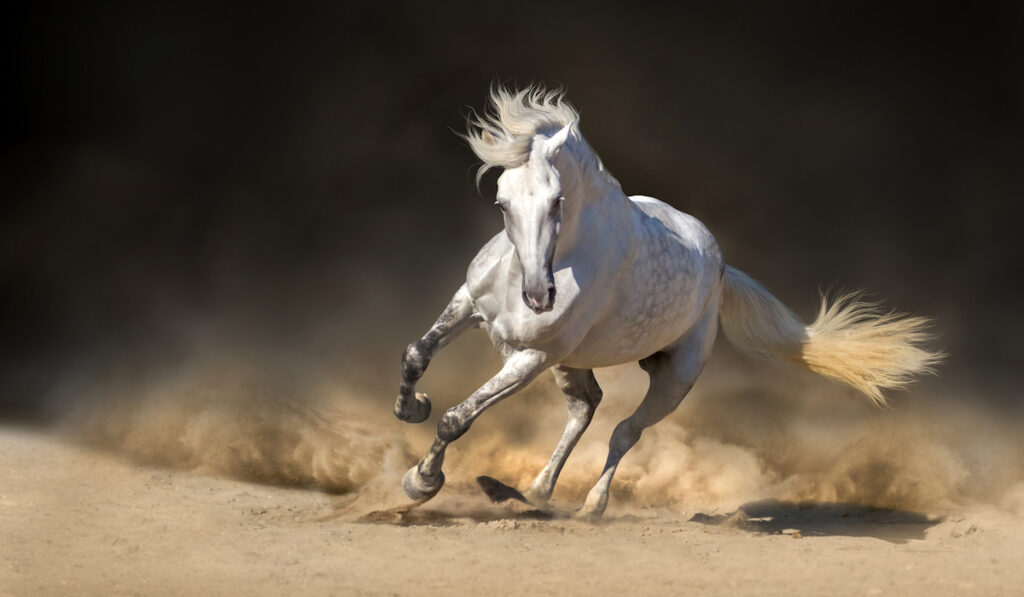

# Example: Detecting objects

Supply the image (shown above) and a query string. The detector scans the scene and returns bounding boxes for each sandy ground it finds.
[1,426,1022,596]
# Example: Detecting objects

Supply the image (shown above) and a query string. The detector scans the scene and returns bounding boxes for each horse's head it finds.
[495,124,572,314]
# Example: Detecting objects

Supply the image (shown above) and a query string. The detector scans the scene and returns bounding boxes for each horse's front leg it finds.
[394,284,480,423]
[402,349,549,501]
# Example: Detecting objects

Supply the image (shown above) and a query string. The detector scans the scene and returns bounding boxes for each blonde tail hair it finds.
[719,266,942,407]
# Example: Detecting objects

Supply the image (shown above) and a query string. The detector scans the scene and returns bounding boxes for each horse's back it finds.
[628,195,719,254]
[627,194,722,280]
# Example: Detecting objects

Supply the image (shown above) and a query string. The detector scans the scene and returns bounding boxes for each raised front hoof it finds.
[402,466,444,501]
[394,392,431,424]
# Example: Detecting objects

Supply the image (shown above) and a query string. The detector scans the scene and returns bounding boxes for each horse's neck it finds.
[556,155,633,262]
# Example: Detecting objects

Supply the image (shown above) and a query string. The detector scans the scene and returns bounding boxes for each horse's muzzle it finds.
[522,285,556,314]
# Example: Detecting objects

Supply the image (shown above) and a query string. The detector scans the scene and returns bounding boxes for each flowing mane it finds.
[463,84,580,183]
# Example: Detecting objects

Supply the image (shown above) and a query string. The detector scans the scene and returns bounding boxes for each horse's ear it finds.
[481,130,496,145]
[543,124,572,159]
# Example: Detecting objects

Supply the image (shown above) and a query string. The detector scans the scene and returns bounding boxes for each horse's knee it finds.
[554,368,603,413]
[437,408,470,443]
[568,390,601,420]
[401,340,432,381]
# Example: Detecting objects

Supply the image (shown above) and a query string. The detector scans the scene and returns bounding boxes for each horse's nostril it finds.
[522,290,550,313]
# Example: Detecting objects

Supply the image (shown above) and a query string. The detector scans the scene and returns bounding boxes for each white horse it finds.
[393,85,939,518]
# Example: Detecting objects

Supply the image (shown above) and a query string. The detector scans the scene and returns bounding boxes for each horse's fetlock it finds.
[402,340,431,379]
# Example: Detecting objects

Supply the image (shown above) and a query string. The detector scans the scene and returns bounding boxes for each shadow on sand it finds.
[352,504,560,526]
[691,499,942,543]
[338,493,941,542]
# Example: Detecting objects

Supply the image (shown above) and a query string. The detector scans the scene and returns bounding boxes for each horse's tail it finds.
[718,266,941,407]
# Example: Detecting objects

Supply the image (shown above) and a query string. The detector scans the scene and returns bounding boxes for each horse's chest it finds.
[480,268,583,350]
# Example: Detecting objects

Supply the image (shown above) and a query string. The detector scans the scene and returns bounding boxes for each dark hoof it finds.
[394,392,431,424]
[402,466,444,501]
[476,476,528,504]
[476,477,569,518]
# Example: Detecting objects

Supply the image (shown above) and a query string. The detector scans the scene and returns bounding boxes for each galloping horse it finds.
[393,85,938,517]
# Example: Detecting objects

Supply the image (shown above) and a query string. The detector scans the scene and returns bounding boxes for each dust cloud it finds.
[56,356,413,496]
[50,336,1024,520]
[444,355,1024,517]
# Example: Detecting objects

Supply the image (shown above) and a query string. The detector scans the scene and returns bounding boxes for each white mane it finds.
[463,84,581,183]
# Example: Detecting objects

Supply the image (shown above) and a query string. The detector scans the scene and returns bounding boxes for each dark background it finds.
[4,2,1022,421]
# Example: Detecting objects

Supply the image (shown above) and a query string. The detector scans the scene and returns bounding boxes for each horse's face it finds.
[496,125,572,314]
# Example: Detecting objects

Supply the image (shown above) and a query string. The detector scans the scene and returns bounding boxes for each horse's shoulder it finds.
[466,232,513,298]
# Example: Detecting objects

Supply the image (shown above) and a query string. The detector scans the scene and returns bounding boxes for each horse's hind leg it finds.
[577,308,718,518]
[403,349,549,501]
[394,284,480,423]
[520,366,603,505]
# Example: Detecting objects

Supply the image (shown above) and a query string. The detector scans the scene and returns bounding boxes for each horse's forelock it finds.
[462,84,580,185]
